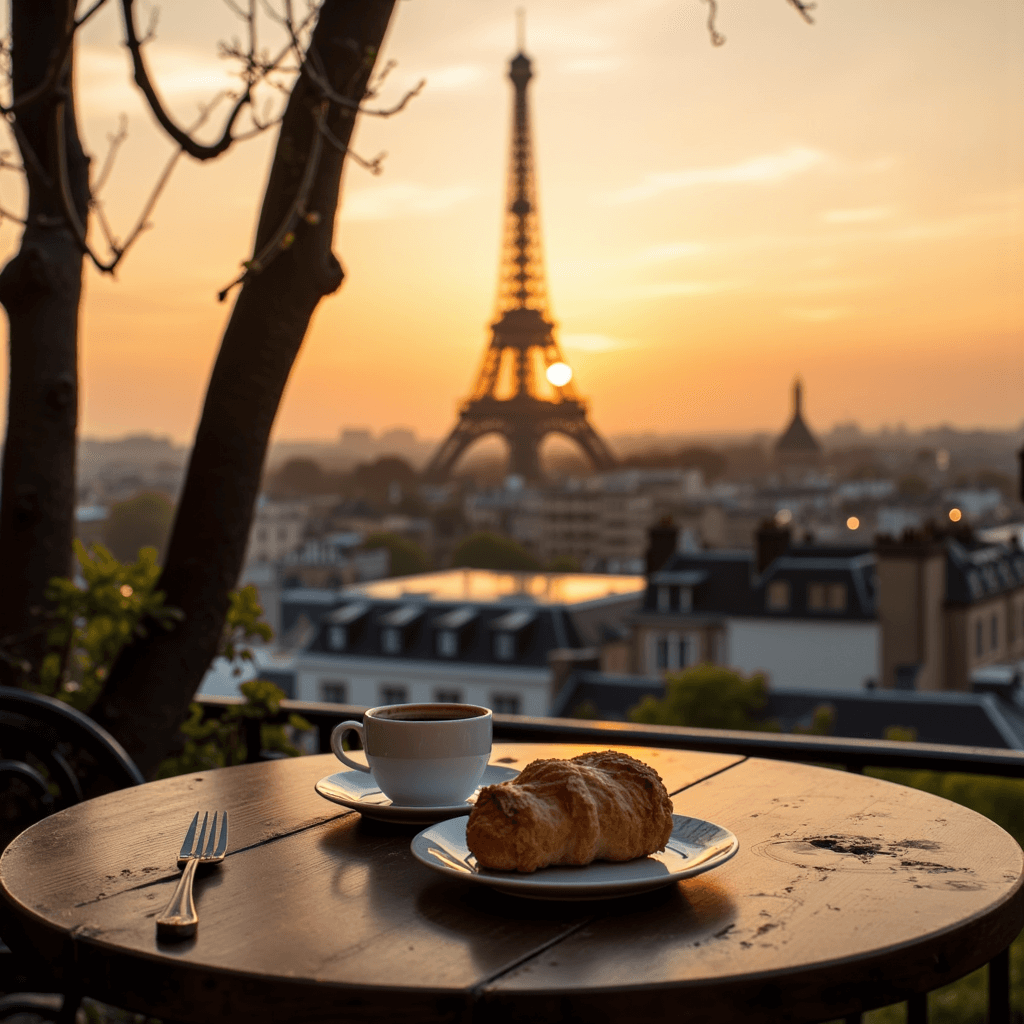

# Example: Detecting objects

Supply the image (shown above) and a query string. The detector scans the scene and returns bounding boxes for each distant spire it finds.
[516,7,526,51]
[775,374,820,461]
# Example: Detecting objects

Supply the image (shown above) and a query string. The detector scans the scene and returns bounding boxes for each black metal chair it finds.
[0,686,144,1023]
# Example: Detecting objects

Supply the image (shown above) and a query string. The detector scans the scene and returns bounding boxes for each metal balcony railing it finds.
[196,694,1024,1024]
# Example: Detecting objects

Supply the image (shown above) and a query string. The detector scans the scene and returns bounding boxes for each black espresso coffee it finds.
[375,704,487,722]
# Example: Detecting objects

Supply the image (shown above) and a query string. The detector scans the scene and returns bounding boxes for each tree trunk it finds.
[0,2,90,687]
[92,0,396,775]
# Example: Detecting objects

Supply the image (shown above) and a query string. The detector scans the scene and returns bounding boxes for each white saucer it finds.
[410,813,739,900]
[315,764,520,824]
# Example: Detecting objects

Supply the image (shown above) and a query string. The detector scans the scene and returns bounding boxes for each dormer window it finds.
[767,581,790,611]
[657,587,671,612]
[322,601,370,653]
[378,604,424,657]
[494,632,516,661]
[490,609,535,662]
[381,627,403,655]
[433,606,477,659]
[808,583,847,612]
[437,630,459,658]
[679,587,693,613]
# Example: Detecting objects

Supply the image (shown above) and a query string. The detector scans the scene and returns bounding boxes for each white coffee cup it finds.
[330,703,492,807]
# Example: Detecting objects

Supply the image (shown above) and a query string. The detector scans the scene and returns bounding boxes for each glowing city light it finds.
[775,509,793,526]
[120,585,133,597]
[846,516,860,530]
[949,508,962,523]
[546,362,573,387]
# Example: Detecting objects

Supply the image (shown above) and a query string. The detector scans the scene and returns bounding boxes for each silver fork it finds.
[156,811,228,940]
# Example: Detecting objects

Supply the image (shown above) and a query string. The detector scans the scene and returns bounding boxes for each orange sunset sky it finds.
[1,0,1022,445]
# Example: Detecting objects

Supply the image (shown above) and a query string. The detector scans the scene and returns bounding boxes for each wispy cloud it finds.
[609,147,829,204]
[420,65,486,93]
[78,45,238,114]
[560,333,632,352]
[627,280,740,300]
[823,206,895,225]
[342,184,478,222]
[633,241,709,264]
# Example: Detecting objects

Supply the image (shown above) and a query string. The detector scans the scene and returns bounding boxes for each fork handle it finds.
[157,858,200,940]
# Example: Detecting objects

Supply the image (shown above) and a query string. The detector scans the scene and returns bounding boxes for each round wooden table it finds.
[2,742,1022,1024]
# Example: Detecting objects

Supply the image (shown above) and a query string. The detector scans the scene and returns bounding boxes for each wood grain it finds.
[481,757,1024,1023]
[2,747,1021,1024]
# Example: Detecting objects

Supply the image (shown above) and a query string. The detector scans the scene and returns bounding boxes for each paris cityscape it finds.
[2,2,1024,1021]
[57,1,1023,733]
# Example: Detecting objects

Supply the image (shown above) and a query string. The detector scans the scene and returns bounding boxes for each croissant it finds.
[466,750,674,873]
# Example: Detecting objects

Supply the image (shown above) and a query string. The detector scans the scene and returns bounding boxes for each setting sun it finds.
[546,362,573,388]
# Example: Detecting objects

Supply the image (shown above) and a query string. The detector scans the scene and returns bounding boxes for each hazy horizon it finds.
[1,1,1022,448]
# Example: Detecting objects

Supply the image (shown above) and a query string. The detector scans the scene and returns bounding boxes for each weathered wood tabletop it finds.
[2,742,1023,1024]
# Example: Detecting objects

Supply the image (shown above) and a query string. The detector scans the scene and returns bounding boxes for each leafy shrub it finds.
[629,663,779,731]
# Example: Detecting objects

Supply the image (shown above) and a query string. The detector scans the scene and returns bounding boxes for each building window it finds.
[991,614,999,651]
[808,583,827,611]
[494,632,516,661]
[657,586,671,612]
[677,637,691,669]
[327,625,347,651]
[434,688,462,703]
[320,681,348,704]
[827,584,847,612]
[679,587,693,613]
[491,694,521,715]
[767,581,790,612]
[436,630,459,658]
[380,685,407,705]
[381,627,402,655]
[976,620,984,658]
[656,637,669,670]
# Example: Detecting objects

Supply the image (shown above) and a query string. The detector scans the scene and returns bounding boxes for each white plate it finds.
[410,813,739,900]
[315,764,520,824]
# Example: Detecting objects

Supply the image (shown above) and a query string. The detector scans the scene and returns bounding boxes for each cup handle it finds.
[331,721,371,773]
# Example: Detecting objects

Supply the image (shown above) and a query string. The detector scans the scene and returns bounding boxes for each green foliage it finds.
[629,663,779,731]
[156,679,312,778]
[570,699,600,720]
[221,585,274,669]
[450,531,541,571]
[39,542,182,711]
[792,702,835,736]
[363,531,430,576]
[546,555,582,572]
[103,491,175,563]
[883,724,918,743]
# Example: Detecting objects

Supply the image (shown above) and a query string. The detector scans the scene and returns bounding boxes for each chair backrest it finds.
[0,687,144,850]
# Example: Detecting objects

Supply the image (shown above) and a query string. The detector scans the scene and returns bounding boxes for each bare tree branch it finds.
[90,113,128,195]
[787,0,817,24]
[75,0,112,29]
[701,0,726,47]
[120,0,254,161]
[0,3,76,114]
[317,116,384,174]
[217,99,327,301]
[266,1,425,117]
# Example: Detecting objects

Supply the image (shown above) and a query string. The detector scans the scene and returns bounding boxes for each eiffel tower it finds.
[424,41,616,483]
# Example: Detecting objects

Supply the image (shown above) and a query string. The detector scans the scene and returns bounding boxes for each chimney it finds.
[875,533,947,691]
[755,519,791,573]
[645,517,678,574]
